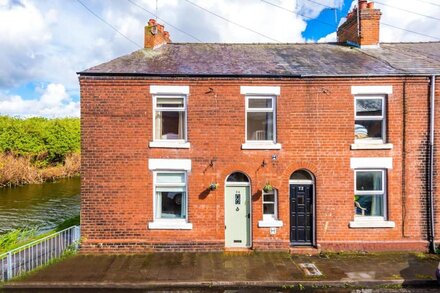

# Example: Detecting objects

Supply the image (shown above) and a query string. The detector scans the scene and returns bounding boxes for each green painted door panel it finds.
[225,186,250,247]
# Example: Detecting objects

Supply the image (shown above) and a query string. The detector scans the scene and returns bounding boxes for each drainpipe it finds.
[428,75,436,253]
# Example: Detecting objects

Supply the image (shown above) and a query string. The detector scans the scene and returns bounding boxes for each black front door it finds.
[290,184,313,245]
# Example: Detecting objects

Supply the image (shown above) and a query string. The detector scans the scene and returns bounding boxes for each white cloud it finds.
[317,32,336,43]
[0,83,79,117]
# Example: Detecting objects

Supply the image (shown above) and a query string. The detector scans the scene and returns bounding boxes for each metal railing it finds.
[0,225,80,281]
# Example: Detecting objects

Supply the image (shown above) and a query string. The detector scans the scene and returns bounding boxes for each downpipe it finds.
[428,75,436,253]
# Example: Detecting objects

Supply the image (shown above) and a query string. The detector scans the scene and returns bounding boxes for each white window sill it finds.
[149,141,190,149]
[351,143,393,150]
[258,220,283,228]
[148,221,193,230]
[349,218,395,228]
[241,143,282,150]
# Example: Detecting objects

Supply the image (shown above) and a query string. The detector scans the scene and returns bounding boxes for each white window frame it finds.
[241,86,281,150]
[148,170,192,230]
[149,85,190,149]
[350,168,394,228]
[354,95,386,145]
[354,169,386,217]
[258,189,283,228]
[245,95,276,144]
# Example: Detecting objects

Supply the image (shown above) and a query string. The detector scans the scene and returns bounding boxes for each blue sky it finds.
[0,0,439,117]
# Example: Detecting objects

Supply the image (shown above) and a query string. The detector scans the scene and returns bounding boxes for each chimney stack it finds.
[337,0,381,47]
[144,19,171,49]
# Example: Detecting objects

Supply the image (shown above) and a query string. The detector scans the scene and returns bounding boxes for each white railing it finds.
[0,225,80,282]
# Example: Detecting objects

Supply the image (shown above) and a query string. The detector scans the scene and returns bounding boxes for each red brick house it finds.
[79,0,440,253]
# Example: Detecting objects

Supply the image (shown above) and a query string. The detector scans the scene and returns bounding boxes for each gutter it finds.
[428,75,436,253]
[77,72,436,78]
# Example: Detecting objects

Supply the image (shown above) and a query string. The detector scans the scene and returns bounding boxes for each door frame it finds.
[224,173,252,248]
[289,170,316,247]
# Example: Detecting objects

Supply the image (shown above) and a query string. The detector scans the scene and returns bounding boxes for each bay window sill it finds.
[349,218,395,228]
[149,141,190,149]
[241,143,282,150]
[148,220,193,230]
[258,220,283,228]
[351,143,393,150]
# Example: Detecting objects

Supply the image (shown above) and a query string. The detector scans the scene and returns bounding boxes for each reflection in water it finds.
[0,177,80,234]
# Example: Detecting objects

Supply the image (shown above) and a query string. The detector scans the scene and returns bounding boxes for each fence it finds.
[0,225,80,281]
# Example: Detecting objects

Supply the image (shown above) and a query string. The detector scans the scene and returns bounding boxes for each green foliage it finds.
[0,116,80,166]
[0,228,38,253]
[56,215,80,232]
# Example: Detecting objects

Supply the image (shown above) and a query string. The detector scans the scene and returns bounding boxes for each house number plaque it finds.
[235,192,241,205]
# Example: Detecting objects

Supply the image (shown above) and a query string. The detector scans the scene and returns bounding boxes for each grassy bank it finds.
[0,116,80,187]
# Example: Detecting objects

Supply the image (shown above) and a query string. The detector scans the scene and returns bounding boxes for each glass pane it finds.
[155,111,185,140]
[290,170,312,180]
[263,203,275,215]
[158,191,185,219]
[355,120,383,140]
[248,98,272,108]
[355,194,384,216]
[156,97,184,108]
[356,99,382,116]
[263,193,275,202]
[156,173,185,184]
[226,172,249,182]
[356,171,383,191]
[247,112,273,141]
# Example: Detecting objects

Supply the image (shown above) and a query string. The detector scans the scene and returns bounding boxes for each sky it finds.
[0,0,440,118]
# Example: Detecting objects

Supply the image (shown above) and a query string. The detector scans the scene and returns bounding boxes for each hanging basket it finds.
[263,183,273,192]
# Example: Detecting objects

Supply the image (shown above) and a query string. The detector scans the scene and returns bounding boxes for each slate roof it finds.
[79,42,440,77]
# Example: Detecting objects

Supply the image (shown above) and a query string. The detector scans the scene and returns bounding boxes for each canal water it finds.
[0,177,80,234]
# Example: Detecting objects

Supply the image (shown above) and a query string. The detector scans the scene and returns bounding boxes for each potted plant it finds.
[209,182,219,191]
[263,182,273,192]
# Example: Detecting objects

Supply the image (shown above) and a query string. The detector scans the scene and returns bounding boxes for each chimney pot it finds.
[367,2,374,9]
[144,20,171,49]
[359,0,368,10]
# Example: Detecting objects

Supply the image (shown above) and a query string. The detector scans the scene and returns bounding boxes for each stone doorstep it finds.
[223,247,254,253]
[289,246,321,255]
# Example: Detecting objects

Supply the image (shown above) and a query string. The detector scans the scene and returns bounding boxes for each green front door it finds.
[225,185,251,248]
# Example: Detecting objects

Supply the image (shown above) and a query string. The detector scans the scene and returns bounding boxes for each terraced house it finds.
[79,0,440,253]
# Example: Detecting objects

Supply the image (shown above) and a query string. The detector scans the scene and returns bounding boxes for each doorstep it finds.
[289,245,321,255]
[224,247,254,254]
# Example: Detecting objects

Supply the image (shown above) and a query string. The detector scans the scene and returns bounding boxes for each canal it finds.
[0,177,80,234]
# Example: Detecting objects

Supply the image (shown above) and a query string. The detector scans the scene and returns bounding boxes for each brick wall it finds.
[80,76,433,253]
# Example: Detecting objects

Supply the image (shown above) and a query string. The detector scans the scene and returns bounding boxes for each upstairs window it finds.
[354,95,385,143]
[246,96,276,143]
[154,96,187,141]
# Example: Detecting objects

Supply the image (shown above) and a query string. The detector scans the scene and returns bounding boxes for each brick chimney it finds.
[144,19,171,49]
[337,0,381,47]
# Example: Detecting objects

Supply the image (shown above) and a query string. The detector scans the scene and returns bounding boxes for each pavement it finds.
[2,251,440,291]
